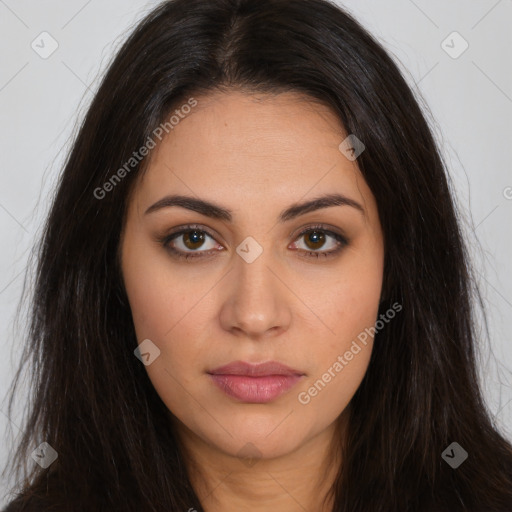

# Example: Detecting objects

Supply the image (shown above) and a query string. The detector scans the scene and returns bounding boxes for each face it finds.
[120,90,384,461]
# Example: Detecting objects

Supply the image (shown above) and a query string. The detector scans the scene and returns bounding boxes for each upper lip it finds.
[208,360,304,377]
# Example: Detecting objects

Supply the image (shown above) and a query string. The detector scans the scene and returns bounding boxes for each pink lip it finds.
[208,361,305,403]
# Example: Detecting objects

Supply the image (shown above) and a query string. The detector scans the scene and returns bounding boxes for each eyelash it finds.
[158,223,348,261]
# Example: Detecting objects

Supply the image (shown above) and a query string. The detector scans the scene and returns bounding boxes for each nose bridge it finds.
[219,236,291,337]
[236,245,274,301]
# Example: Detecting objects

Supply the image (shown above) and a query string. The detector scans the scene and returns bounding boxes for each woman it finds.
[2,0,512,510]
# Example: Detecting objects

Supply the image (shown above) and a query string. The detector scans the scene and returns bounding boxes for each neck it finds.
[173,412,347,512]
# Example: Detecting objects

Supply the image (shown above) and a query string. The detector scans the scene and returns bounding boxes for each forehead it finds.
[131,90,375,221]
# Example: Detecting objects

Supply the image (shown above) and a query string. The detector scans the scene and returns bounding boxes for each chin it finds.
[194,415,309,461]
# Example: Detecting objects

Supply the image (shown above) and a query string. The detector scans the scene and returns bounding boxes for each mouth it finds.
[207,360,305,403]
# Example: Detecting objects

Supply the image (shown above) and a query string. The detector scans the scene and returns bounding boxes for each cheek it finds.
[304,246,383,354]
[294,288,377,424]
[294,247,383,413]
[121,243,216,422]
[296,347,372,429]
[121,233,216,374]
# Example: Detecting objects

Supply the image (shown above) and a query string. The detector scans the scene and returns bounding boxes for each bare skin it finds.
[120,90,384,511]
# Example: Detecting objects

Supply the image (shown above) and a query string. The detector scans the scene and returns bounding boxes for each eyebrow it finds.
[144,193,365,222]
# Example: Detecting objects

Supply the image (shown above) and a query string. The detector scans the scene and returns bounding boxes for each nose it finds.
[218,248,293,340]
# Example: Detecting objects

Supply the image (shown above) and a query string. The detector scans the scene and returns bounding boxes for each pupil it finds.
[306,231,325,249]
[184,230,205,249]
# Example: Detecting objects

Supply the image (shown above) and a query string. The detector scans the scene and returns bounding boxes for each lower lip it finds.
[208,374,303,403]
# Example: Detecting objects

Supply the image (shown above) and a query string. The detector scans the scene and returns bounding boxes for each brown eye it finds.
[290,225,348,259]
[182,230,207,250]
[162,226,221,260]
[160,223,348,262]
[303,230,326,250]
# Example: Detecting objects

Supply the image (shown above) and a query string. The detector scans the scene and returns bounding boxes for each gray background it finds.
[1,0,511,504]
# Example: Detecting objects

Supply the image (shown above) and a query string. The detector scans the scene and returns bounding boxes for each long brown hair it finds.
[2,0,512,510]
